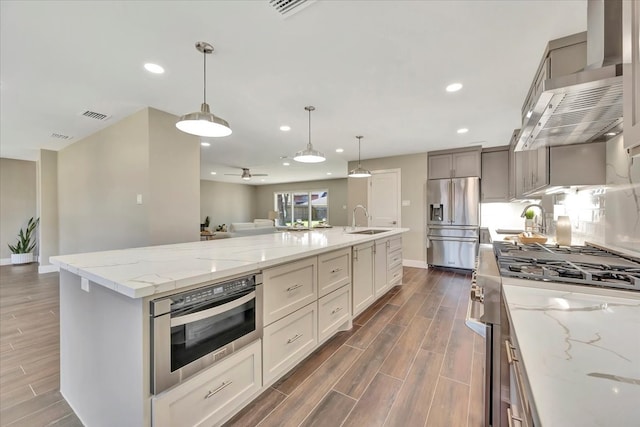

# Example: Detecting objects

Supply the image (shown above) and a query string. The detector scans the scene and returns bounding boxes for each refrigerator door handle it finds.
[451,181,455,224]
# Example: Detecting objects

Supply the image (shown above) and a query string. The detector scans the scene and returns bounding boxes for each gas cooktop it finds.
[493,241,640,291]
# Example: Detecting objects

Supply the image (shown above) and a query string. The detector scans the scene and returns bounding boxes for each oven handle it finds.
[170,291,255,327]
[464,296,487,338]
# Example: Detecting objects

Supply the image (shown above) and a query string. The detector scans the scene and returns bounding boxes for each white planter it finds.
[10,253,34,265]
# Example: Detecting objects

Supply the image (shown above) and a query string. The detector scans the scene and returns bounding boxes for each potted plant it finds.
[8,217,39,265]
[524,209,535,232]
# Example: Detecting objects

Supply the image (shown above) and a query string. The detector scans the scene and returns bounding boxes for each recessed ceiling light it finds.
[200,142,211,147]
[335,148,344,153]
[446,83,463,92]
[261,179,265,182]
[605,132,617,136]
[283,162,290,166]
[144,63,165,74]
[326,172,332,175]
[280,125,291,131]
[210,171,217,175]
[457,128,469,134]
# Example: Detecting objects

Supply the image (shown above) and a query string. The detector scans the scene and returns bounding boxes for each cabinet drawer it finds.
[388,264,403,286]
[318,285,351,343]
[387,248,403,270]
[263,303,318,384]
[318,248,351,297]
[263,257,317,325]
[388,236,402,252]
[152,340,261,427]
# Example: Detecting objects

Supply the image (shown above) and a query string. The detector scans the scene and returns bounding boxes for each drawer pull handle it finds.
[286,284,303,292]
[505,340,518,364]
[506,406,523,427]
[204,380,232,399]
[287,333,303,344]
[330,267,342,274]
[331,307,343,315]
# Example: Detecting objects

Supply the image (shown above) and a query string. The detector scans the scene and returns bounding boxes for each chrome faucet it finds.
[352,205,369,229]
[520,204,547,234]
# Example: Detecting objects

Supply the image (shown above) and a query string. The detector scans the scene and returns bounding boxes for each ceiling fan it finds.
[224,167,268,181]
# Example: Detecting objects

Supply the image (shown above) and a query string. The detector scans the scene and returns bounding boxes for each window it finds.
[274,190,328,227]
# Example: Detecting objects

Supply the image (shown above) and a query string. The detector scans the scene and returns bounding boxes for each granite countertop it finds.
[50,227,407,298]
[502,281,640,427]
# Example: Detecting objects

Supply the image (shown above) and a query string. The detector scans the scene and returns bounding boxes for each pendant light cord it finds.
[203,48,207,104]
[357,136,363,167]
[308,108,312,149]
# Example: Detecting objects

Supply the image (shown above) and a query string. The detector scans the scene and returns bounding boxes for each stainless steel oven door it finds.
[151,285,263,394]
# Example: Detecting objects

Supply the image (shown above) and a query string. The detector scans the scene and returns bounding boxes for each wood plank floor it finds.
[0,264,485,427]
[226,267,486,427]
[0,264,81,427]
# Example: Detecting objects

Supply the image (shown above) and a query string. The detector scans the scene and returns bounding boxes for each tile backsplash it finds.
[552,135,638,251]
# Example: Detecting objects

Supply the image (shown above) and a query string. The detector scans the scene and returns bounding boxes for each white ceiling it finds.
[0,0,587,185]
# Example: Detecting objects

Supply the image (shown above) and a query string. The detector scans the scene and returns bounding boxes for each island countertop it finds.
[50,227,407,298]
[502,281,640,427]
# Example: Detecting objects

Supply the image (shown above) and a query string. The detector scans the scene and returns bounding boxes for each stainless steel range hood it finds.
[515,0,623,151]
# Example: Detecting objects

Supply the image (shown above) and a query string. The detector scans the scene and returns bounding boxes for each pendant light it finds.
[293,106,326,163]
[176,42,232,138]
[348,136,371,178]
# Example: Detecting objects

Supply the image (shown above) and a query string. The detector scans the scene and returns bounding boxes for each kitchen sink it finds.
[348,229,389,235]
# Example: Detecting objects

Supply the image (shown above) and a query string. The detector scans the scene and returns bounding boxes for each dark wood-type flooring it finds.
[0,264,484,427]
[226,267,485,427]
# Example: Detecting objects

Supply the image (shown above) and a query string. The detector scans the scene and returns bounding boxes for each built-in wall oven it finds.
[150,272,263,394]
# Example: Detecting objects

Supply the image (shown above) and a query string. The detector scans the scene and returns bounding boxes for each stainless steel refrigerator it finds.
[427,177,479,269]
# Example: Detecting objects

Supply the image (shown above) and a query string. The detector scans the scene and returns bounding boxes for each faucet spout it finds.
[520,204,547,235]
[352,205,369,229]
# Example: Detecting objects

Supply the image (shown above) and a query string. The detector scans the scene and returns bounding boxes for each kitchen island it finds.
[50,227,407,427]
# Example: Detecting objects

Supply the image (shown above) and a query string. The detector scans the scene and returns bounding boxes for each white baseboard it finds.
[0,258,10,266]
[403,259,428,269]
[39,264,59,274]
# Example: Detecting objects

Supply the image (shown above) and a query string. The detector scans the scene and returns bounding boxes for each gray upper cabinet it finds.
[481,149,509,202]
[623,0,640,156]
[428,149,481,179]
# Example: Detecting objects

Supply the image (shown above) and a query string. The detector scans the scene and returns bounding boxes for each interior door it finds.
[368,169,401,227]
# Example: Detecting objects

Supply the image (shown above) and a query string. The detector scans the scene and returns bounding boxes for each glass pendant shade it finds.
[348,135,371,178]
[294,106,325,163]
[176,41,231,138]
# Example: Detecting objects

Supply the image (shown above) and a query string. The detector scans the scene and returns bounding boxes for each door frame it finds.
[367,168,402,228]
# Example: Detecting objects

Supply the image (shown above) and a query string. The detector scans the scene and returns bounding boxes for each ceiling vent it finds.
[50,132,73,140]
[79,110,110,121]
[269,0,316,17]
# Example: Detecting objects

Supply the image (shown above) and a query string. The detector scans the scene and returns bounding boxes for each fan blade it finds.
[252,174,268,176]
[224,173,241,176]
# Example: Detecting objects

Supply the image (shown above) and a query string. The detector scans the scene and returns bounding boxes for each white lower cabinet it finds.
[262,257,317,325]
[374,239,389,297]
[262,302,318,384]
[352,241,375,316]
[152,340,261,427]
[318,285,351,343]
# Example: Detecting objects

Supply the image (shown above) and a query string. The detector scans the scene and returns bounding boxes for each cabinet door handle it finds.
[286,284,303,292]
[330,267,342,274]
[331,306,343,315]
[287,333,303,344]
[507,406,523,427]
[353,249,358,261]
[204,380,233,399]
[505,340,518,364]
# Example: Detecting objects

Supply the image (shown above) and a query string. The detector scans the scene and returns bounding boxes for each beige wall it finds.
[255,179,349,226]
[200,181,257,229]
[37,150,59,268]
[348,154,428,265]
[0,158,37,260]
[58,107,200,255]
[148,108,200,245]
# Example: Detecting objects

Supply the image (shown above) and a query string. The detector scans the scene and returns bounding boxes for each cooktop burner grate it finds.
[495,242,640,291]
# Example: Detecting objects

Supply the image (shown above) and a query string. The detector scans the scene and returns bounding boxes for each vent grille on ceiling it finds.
[269,0,315,17]
[79,110,110,121]
[51,133,73,140]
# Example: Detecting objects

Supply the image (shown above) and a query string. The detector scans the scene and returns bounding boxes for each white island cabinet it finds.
[50,227,407,427]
